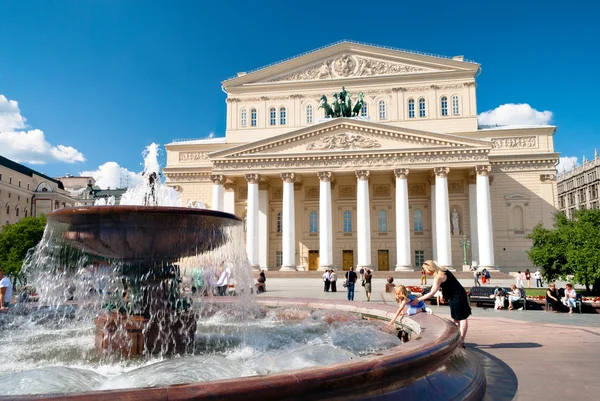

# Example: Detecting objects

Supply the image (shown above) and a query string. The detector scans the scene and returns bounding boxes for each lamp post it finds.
[459,234,471,266]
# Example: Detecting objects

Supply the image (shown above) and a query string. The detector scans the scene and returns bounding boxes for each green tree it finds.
[0,215,47,279]
[564,209,600,293]
[527,212,570,283]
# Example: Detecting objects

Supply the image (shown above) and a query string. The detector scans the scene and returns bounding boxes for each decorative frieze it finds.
[448,180,465,193]
[409,183,426,196]
[306,132,381,151]
[492,136,537,149]
[405,86,432,92]
[165,173,212,183]
[339,185,356,198]
[269,54,432,82]
[214,153,489,171]
[491,161,556,172]
[305,186,319,199]
[373,184,391,197]
[179,152,209,162]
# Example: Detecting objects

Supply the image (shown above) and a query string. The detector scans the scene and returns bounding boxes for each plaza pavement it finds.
[257,277,600,401]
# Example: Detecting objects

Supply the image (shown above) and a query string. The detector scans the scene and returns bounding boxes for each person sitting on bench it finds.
[562,283,577,314]
[508,284,521,310]
[494,288,505,310]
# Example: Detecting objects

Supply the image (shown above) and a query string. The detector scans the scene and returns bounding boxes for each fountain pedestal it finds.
[95,311,196,356]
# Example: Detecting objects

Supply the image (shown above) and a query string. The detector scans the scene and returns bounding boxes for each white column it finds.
[468,176,479,266]
[211,175,224,211]
[245,174,260,269]
[258,186,269,270]
[224,190,235,215]
[356,170,372,269]
[394,169,412,271]
[318,171,333,270]
[476,165,495,269]
[435,167,452,269]
[281,173,297,271]
[430,175,437,261]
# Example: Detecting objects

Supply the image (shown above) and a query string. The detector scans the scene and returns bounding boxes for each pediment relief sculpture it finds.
[306,132,381,151]
[269,54,435,82]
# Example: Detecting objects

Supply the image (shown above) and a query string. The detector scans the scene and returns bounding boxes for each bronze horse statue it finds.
[319,95,335,118]
[352,92,365,117]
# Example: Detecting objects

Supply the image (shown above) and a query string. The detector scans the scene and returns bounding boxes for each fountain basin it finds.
[48,206,241,261]
[3,298,486,400]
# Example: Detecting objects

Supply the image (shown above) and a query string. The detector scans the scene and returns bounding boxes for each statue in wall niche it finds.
[452,209,460,235]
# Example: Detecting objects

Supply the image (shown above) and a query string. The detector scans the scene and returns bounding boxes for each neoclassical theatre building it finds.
[164,41,558,272]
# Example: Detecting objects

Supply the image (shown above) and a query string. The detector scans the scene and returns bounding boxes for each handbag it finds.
[361,280,366,287]
[343,280,348,288]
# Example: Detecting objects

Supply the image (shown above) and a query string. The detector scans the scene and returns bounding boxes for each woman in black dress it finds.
[546,283,561,312]
[416,260,471,348]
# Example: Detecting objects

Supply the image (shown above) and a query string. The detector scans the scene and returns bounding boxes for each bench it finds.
[546,289,582,313]
[467,286,527,310]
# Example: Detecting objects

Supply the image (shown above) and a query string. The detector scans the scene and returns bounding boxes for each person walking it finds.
[473,269,480,287]
[534,269,543,287]
[0,268,12,310]
[525,269,531,288]
[322,270,331,292]
[345,267,358,301]
[515,271,524,288]
[416,260,471,348]
[420,267,427,286]
[330,270,337,292]
[364,269,372,301]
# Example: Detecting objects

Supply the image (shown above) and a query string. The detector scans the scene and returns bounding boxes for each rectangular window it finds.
[18,180,21,187]
[414,250,425,267]
[452,95,460,115]
[276,251,283,268]
[408,101,415,118]
[240,110,247,127]
[361,104,368,117]
[441,98,448,116]
[279,108,286,125]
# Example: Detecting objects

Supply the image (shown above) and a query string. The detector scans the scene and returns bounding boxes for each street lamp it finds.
[459,234,471,266]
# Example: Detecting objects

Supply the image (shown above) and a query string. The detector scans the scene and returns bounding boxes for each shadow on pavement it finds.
[476,342,542,349]
[468,346,518,401]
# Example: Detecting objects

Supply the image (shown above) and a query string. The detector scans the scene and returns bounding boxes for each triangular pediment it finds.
[223,41,479,87]
[210,119,492,160]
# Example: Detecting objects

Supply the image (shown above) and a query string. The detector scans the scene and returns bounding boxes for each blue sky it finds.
[0,0,598,186]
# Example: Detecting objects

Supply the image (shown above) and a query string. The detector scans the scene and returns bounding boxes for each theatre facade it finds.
[164,41,558,272]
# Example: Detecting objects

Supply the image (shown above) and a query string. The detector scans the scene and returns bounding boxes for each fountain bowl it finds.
[2,298,486,401]
[47,206,241,261]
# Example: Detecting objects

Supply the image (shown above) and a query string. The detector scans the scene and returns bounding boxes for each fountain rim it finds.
[47,205,242,222]
[2,297,486,401]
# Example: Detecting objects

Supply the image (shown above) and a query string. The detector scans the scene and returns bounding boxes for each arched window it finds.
[419,98,426,118]
[309,211,318,233]
[513,206,524,230]
[413,210,423,232]
[441,96,448,116]
[378,100,387,120]
[250,108,257,127]
[5,205,9,217]
[240,108,247,127]
[452,95,460,115]
[343,211,352,233]
[279,107,287,125]
[361,103,368,117]
[276,212,282,233]
[15,206,19,217]
[306,105,313,124]
[408,99,415,118]
[24,210,28,217]
[378,210,387,233]
[269,108,277,126]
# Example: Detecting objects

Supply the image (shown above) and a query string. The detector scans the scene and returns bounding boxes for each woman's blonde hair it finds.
[422,260,447,279]
[394,285,408,299]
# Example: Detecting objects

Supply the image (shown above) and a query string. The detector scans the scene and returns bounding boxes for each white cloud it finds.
[80,162,143,190]
[556,156,578,173]
[0,94,85,164]
[478,103,553,126]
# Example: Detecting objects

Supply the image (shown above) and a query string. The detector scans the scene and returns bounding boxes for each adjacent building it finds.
[163,41,559,272]
[56,174,128,206]
[0,155,74,231]
[557,154,600,217]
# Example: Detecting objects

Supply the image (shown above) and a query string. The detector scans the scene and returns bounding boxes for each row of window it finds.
[274,209,425,233]
[239,95,461,127]
[0,174,30,190]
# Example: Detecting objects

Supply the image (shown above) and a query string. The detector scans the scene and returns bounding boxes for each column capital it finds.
[394,168,409,179]
[223,178,236,191]
[280,172,296,183]
[434,167,450,178]
[317,171,332,182]
[211,174,224,185]
[475,165,492,176]
[245,173,260,184]
[355,170,370,181]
